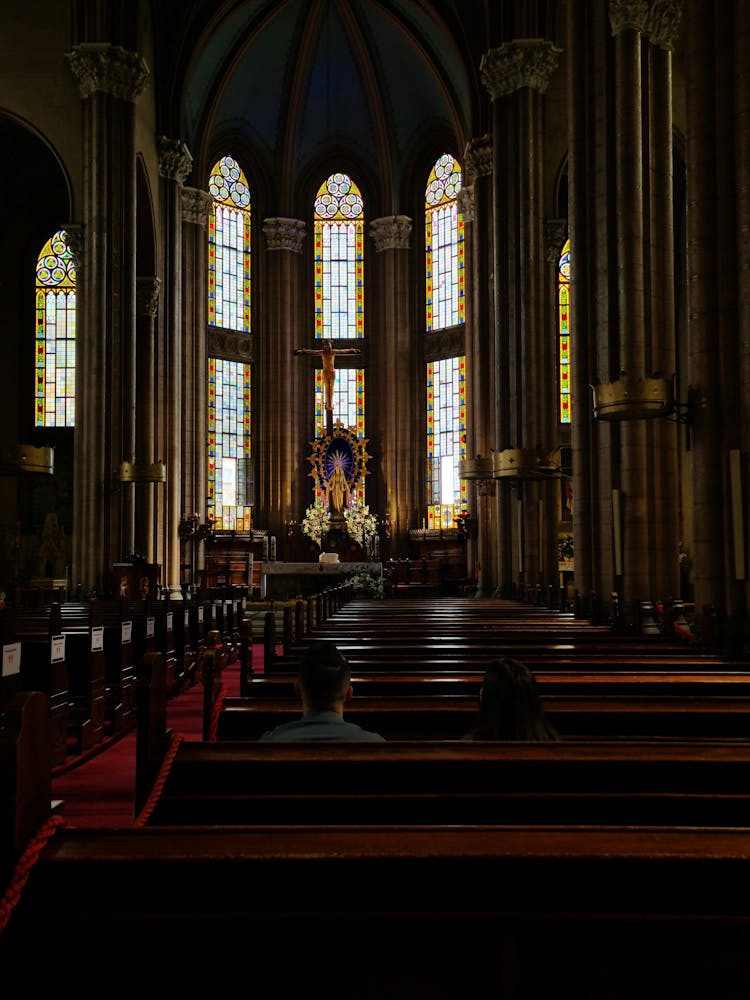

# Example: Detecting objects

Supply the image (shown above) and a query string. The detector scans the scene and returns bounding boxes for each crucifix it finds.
[294,339,362,435]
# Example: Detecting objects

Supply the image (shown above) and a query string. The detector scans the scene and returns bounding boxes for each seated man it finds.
[258,640,385,742]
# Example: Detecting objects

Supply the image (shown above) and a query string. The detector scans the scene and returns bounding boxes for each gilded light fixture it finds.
[118,460,167,483]
[0,444,54,475]
[591,373,675,421]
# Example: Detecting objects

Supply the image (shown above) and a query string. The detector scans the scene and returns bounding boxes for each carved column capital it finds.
[62,224,84,268]
[644,0,683,50]
[456,186,475,224]
[609,0,649,35]
[66,43,149,100]
[262,218,306,252]
[544,219,568,263]
[480,39,562,99]
[158,136,193,184]
[369,215,412,252]
[463,135,493,184]
[182,187,213,226]
[136,276,161,318]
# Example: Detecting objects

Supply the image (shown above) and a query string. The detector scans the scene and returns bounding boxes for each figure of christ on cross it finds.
[293,339,362,415]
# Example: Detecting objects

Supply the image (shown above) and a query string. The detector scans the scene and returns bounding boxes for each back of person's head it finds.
[297,640,351,710]
[471,656,558,740]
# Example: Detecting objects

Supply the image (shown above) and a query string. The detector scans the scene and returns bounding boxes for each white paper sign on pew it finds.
[198,606,204,623]
[51,634,66,663]
[2,642,21,677]
[122,621,132,645]
[147,616,155,638]
[167,612,173,632]
[91,627,104,652]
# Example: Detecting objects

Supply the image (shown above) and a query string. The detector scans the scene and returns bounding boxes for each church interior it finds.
[1,0,746,645]
[2,1,750,996]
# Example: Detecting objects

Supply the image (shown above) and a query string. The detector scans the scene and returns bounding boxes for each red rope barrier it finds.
[0,814,66,937]
[207,682,226,742]
[134,732,184,827]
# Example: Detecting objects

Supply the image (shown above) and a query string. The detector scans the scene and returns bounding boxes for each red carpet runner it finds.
[50,643,259,828]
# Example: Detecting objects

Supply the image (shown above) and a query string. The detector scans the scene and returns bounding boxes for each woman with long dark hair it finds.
[465,657,558,741]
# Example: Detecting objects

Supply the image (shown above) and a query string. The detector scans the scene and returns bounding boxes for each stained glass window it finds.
[207,358,252,531]
[315,367,365,440]
[35,230,76,427]
[314,173,364,340]
[426,356,467,528]
[558,238,571,424]
[425,154,464,332]
[208,156,251,332]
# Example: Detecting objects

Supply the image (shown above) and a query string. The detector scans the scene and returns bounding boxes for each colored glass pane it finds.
[559,239,571,424]
[426,356,467,528]
[313,173,364,341]
[207,358,253,531]
[425,154,464,332]
[208,156,251,332]
[35,230,76,427]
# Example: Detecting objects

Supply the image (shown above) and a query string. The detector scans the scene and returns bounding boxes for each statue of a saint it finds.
[294,339,362,412]
[326,464,350,518]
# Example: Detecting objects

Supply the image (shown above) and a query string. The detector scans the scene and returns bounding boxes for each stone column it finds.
[260,218,306,543]
[481,37,561,597]
[461,136,496,596]
[67,43,149,593]
[157,136,193,598]
[368,215,415,555]
[685,0,748,626]
[134,276,160,562]
[181,187,213,549]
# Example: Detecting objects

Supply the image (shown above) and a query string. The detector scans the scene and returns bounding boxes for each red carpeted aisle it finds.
[50,644,259,828]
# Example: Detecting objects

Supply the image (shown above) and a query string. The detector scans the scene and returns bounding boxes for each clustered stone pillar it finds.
[157,136,193,598]
[685,0,750,628]
[134,276,160,563]
[180,186,213,581]
[481,37,561,598]
[567,1,682,616]
[67,42,149,593]
[368,215,416,555]
[461,136,496,596]
[259,218,307,543]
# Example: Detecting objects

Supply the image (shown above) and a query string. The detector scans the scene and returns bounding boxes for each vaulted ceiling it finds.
[152,0,500,210]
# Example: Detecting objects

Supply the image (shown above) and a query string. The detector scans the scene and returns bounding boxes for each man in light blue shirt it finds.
[258,639,385,742]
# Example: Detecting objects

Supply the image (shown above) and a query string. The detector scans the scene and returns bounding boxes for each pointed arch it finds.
[208,155,251,332]
[425,153,464,332]
[35,229,76,427]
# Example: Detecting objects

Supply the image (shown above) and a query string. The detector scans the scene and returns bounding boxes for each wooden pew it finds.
[212,687,750,741]
[4,822,750,998]
[56,598,106,751]
[4,604,70,766]
[141,737,750,829]
[4,664,750,999]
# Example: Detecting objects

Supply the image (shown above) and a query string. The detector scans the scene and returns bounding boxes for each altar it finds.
[260,560,382,599]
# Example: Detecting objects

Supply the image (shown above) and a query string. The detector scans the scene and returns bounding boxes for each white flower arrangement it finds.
[301,503,331,548]
[346,569,385,598]
[343,504,379,546]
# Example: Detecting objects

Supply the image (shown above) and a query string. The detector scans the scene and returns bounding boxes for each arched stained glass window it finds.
[425,154,464,331]
[35,230,76,427]
[426,356,467,528]
[208,156,251,332]
[314,172,364,340]
[207,358,252,531]
[558,238,571,424]
[309,173,366,506]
